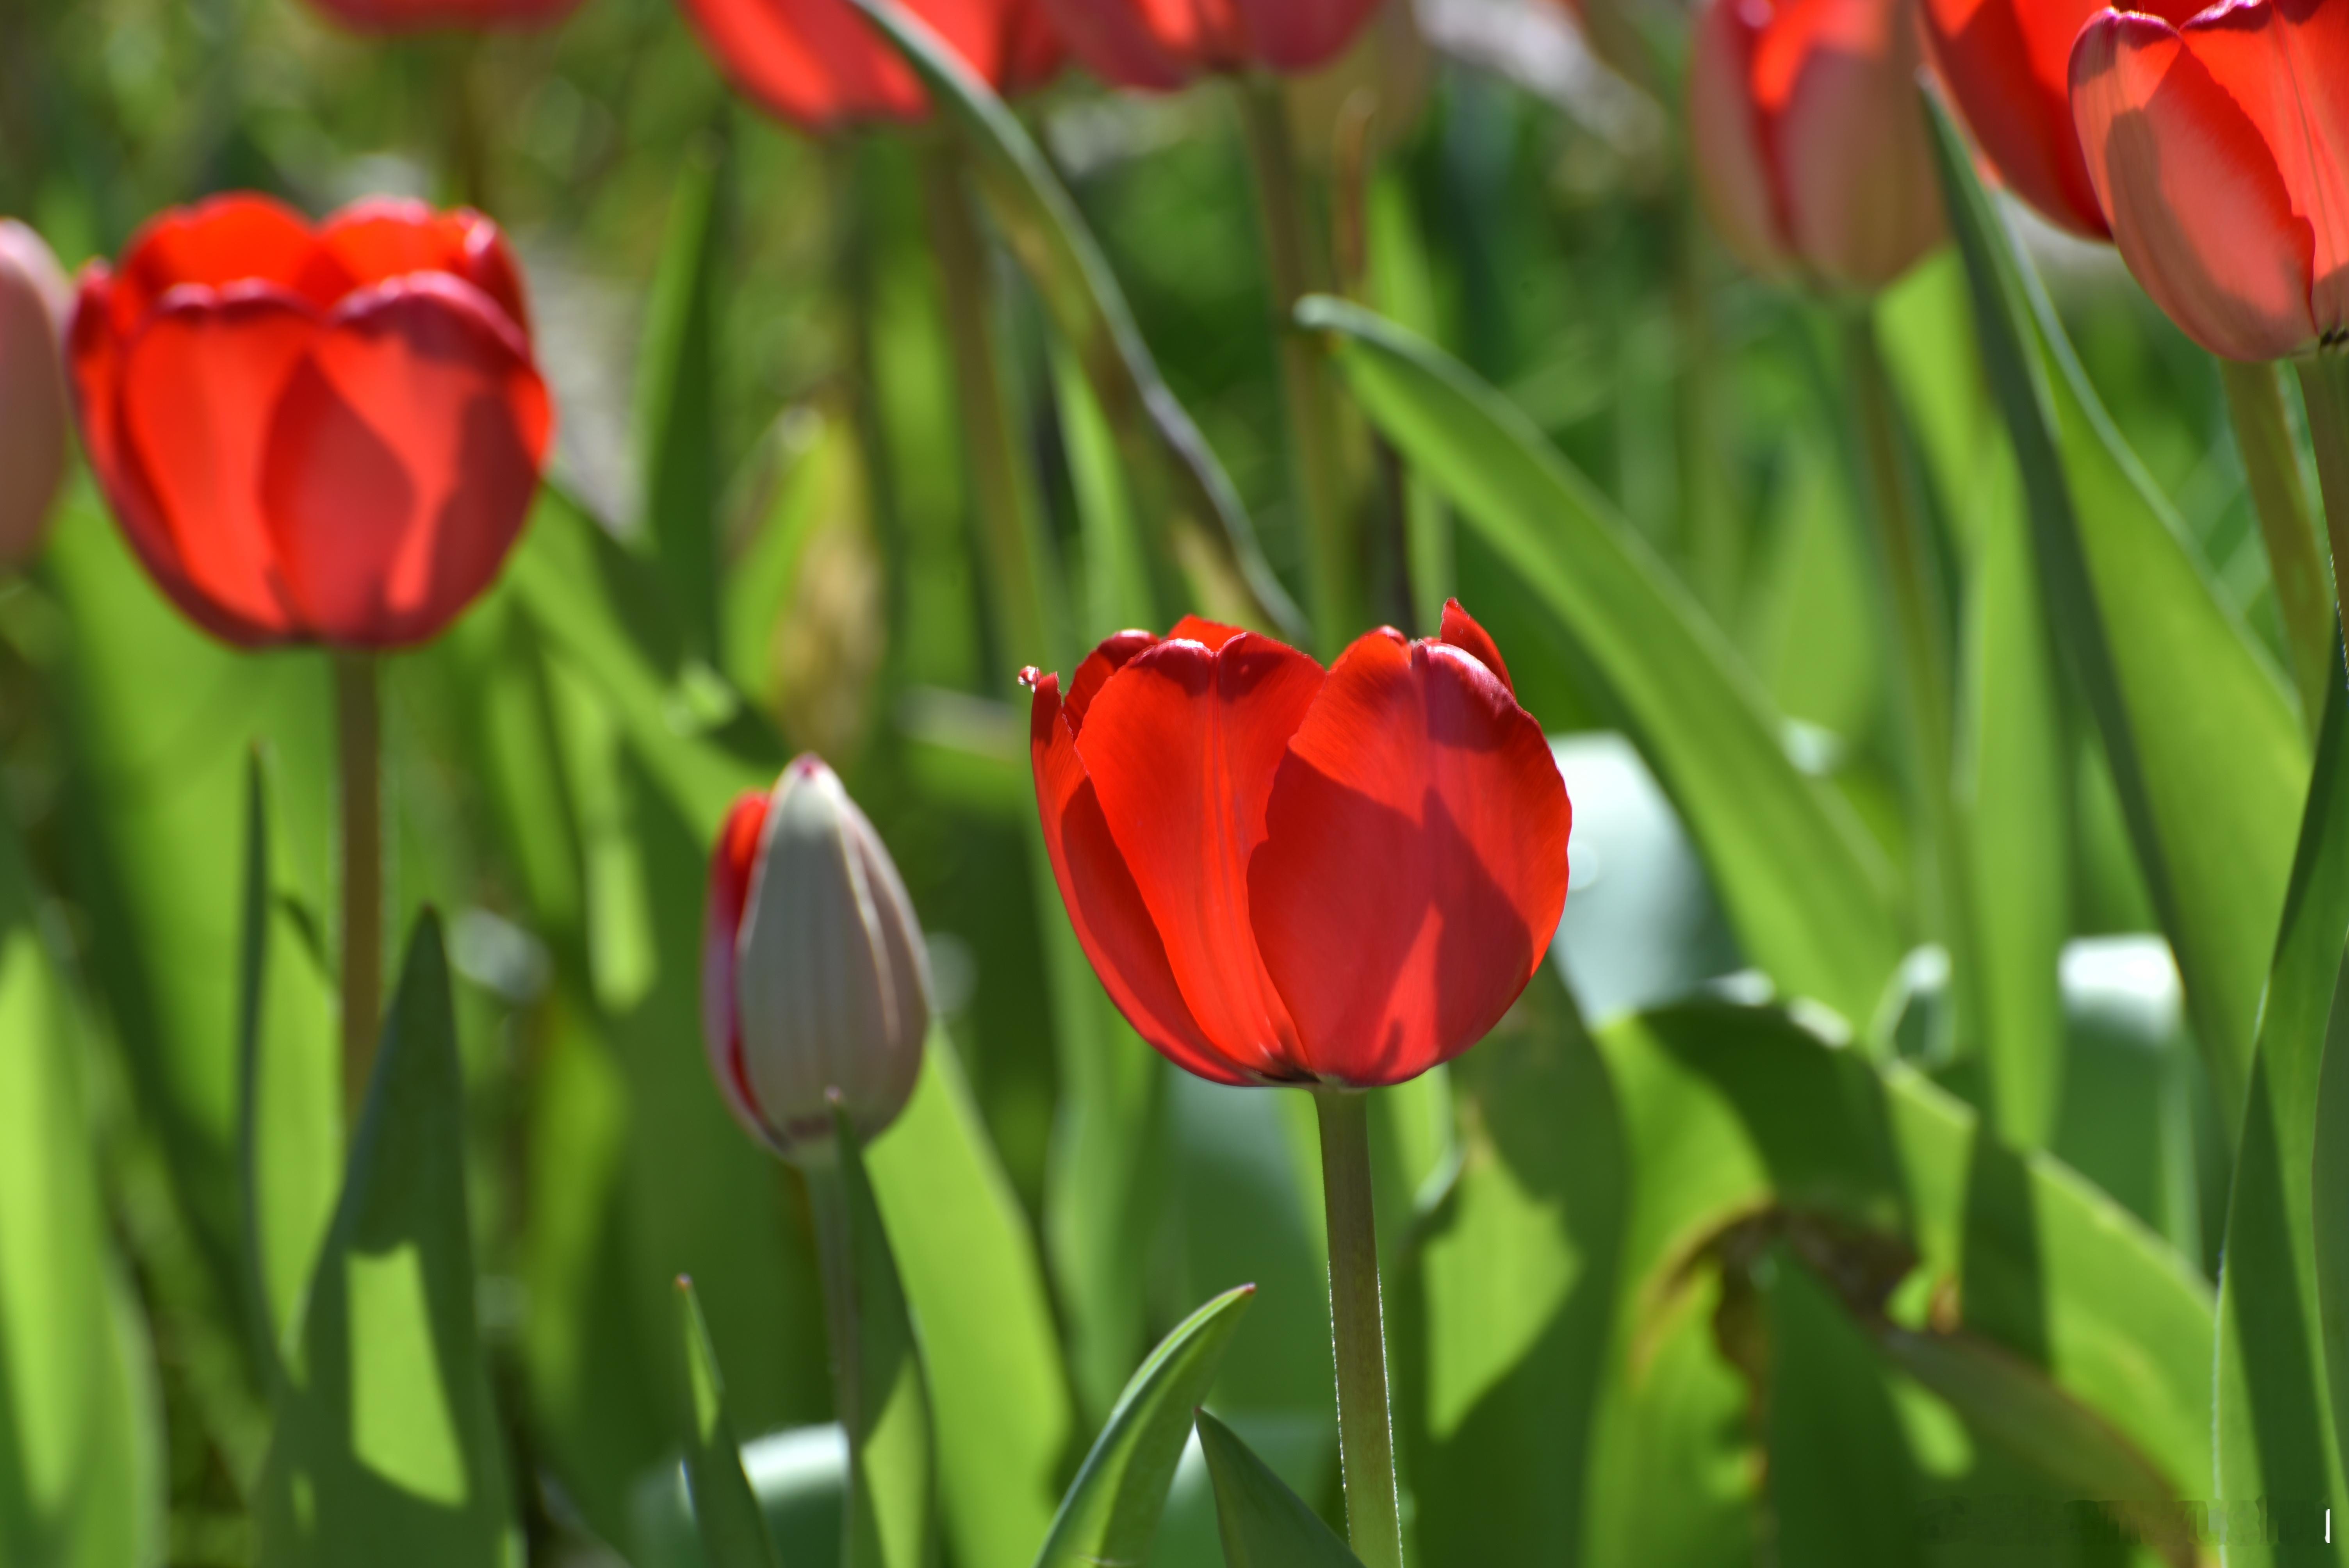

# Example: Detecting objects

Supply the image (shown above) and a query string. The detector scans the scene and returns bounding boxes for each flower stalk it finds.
[1237,72,1356,659]
[1314,1085,1404,1568]
[2294,353,2349,665]
[2222,358,2332,734]
[336,651,383,1124]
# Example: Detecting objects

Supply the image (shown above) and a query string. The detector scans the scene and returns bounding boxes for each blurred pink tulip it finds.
[1688,0,1946,292]
[0,221,70,571]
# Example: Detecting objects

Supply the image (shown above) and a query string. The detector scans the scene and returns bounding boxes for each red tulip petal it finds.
[112,194,338,339]
[1232,0,1382,73]
[1436,599,1511,695]
[1076,633,1326,1078]
[1923,0,2112,238]
[680,0,924,128]
[1757,0,1945,289]
[1000,0,1069,93]
[1065,628,1161,732]
[260,274,551,648]
[116,285,317,643]
[1690,0,1797,276]
[704,790,776,1141]
[1166,614,1249,650]
[1251,629,1570,1086]
[1028,672,1250,1084]
[315,200,534,337]
[2183,0,2349,340]
[1040,0,1227,87]
[2072,10,2315,359]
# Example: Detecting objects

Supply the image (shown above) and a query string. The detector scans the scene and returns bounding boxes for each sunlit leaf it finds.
[675,1277,783,1568]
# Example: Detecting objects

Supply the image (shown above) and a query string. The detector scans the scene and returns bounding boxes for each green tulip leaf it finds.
[1195,1410,1365,1568]
[866,1034,1070,1568]
[1300,293,1900,1032]
[844,0,1303,638]
[255,912,522,1568]
[1924,89,2306,1136]
[0,817,165,1568]
[1034,1284,1255,1568]
[636,127,731,663]
[675,1278,784,1568]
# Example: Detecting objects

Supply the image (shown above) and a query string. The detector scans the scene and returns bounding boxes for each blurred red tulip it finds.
[2071,0,2349,362]
[1689,0,1947,290]
[1920,0,2110,237]
[1038,0,1384,88]
[297,0,581,32]
[680,0,1063,130]
[0,220,71,571]
[1025,602,1570,1089]
[703,755,932,1157]
[68,194,552,650]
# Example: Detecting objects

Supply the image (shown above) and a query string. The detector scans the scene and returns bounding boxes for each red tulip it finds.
[68,194,552,650]
[296,0,581,33]
[680,0,1064,131]
[0,220,71,570]
[704,756,932,1157]
[2070,0,2349,362]
[1024,602,1571,1089]
[1689,0,1948,291]
[1920,0,2111,237]
[1037,0,1384,89]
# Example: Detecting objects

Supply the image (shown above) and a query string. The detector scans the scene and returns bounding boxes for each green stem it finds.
[335,652,382,1127]
[2222,357,2333,735]
[1839,312,1974,1054]
[803,1155,881,1568]
[1238,73,1356,659]
[919,138,1069,675]
[1313,1086,1404,1568]
[2294,355,2349,665]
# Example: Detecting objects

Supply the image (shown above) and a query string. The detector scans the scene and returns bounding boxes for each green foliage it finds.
[674,1278,784,1568]
[1196,1411,1366,1568]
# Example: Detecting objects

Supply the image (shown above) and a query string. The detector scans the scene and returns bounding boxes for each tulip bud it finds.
[1688,0,1946,293]
[0,219,70,571]
[702,756,932,1160]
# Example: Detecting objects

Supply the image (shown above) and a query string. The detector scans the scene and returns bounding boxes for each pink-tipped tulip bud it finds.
[1688,0,1946,293]
[0,220,70,570]
[702,756,932,1160]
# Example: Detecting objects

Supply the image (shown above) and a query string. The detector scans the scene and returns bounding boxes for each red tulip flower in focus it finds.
[1920,0,2110,236]
[680,0,1064,130]
[68,195,552,650]
[1039,0,1385,89]
[0,219,71,570]
[1689,0,1948,291]
[2070,0,2349,362]
[1025,602,1571,1089]
[297,0,581,33]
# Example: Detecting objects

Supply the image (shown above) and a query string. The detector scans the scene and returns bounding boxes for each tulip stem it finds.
[1238,73,1357,659]
[2294,355,2349,668]
[2224,358,2333,734]
[1837,311,1976,1057]
[1312,1085,1404,1568]
[804,1154,879,1568]
[335,652,382,1126]
[918,137,1070,676]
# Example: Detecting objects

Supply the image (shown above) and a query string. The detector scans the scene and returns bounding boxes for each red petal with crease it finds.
[1065,628,1160,731]
[1028,671,1248,1083]
[681,0,1063,131]
[2071,9,2315,359]
[117,286,315,643]
[1437,599,1511,694]
[1922,0,2112,237]
[315,201,533,335]
[703,791,775,1141]
[261,275,551,648]
[1167,614,1246,650]
[1251,629,1570,1085]
[112,195,335,337]
[1075,633,1326,1078]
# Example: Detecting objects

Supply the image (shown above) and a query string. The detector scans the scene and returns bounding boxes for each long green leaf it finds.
[866,1035,1069,1568]
[2213,663,2349,1564]
[256,913,521,1568]
[1196,1411,1364,1568]
[2319,940,2349,1512]
[1035,1285,1254,1568]
[636,128,731,657]
[0,820,164,1568]
[1302,294,1898,1031]
[1924,90,2305,1132]
[675,1278,784,1568]
[234,747,341,1388]
[844,0,1304,638]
